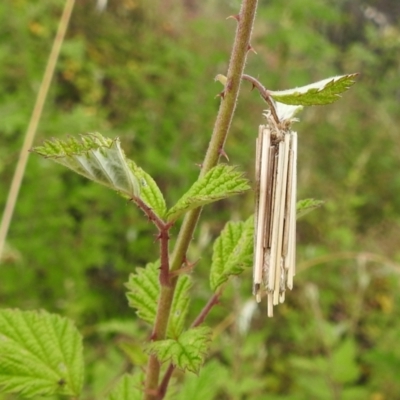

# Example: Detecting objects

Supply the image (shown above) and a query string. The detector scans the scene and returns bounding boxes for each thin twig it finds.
[298,251,400,274]
[157,364,174,400]
[130,197,169,232]
[242,74,280,124]
[190,290,221,328]
[0,0,76,260]
[130,196,173,286]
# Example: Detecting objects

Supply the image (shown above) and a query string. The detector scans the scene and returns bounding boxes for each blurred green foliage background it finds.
[1,0,400,398]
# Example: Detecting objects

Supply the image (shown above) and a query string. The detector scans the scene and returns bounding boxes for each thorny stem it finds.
[131,196,172,286]
[242,74,280,123]
[143,0,259,398]
[131,196,174,291]
[131,197,167,231]
[157,291,222,399]
[158,228,170,287]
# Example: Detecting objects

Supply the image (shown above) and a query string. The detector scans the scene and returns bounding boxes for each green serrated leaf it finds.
[125,263,191,339]
[106,373,143,400]
[269,73,358,106]
[167,165,250,222]
[297,198,324,219]
[331,339,359,384]
[32,133,167,219]
[147,326,212,374]
[176,360,229,400]
[32,133,140,198]
[129,162,167,219]
[210,216,254,291]
[168,275,192,338]
[0,309,84,398]
[125,262,159,326]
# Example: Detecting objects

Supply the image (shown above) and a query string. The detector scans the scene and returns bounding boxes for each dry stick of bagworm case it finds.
[253,111,298,317]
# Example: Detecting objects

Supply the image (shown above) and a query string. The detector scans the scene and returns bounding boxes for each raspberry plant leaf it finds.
[147,326,212,374]
[168,274,192,338]
[106,373,143,400]
[176,360,230,400]
[0,309,84,398]
[125,262,191,338]
[130,163,167,219]
[125,262,159,326]
[167,164,250,222]
[32,133,140,197]
[269,73,358,106]
[210,216,254,291]
[207,199,323,293]
[32,133,166,219]
[297,198,324,219]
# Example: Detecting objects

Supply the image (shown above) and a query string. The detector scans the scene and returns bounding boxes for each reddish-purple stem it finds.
[158,227,171,287]
[242,74,280,124]
[131,196,166,231]
[190,290,221,328]
[131,196,173,287]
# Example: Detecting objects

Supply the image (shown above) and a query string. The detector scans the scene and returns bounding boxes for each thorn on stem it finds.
[155,231,170,242]
[247,44,257,54]
[170,258,198,277]
[149,331,157,341]
[219,147,230,161]
[216,90,226,99]
[226,14,240,22]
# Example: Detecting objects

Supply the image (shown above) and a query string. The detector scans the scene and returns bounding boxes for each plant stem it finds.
[242,74,280,123]
[143,1,259,398]
[190,290,221,328]
[132,197,167,231]
[158,228,171,287]
[157,291,222,399]
[131,196,172,286]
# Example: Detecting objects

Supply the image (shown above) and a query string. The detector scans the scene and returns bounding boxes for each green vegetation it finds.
[1,0,400,398]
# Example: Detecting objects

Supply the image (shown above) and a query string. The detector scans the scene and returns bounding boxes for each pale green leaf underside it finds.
[33,133,140,198]
[147,326,212,374]
[273,102,303,121]
[32,133,166,219]
[107,373,143,400]
[0,309,84,398]
[167,165,250,222]
[210,216,254,291]
[296,198,324,219]
[125,263,191,339]
[269,73,358,106]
